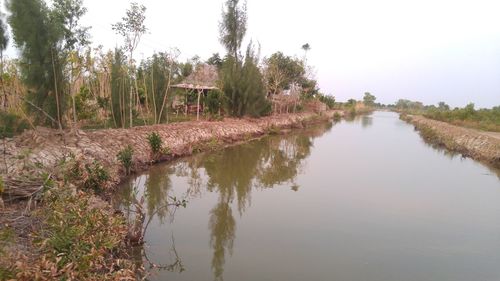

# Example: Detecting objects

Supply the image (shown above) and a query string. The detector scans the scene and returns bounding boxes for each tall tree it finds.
[0,14,9,110]
[7,0,66,129]
[206,53,223,69]
[264,52,305,96]
[0,15,8,67]
[52,0,90,125]
[219,0,269,117]
[301,43,310,62]
[363,92,376,107]
[112,2,147,128]
[219,0,247,61]
[110,48,129,128]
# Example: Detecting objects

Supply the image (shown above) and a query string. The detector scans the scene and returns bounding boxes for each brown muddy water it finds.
[114,111,500,281]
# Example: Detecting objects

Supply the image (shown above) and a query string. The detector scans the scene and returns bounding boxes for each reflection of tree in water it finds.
[209,201,236,281]
[115,122,334,281]
[361,116,373,128]
[257,134,312,188]
[201,122,333,281]
[144,165,174,222]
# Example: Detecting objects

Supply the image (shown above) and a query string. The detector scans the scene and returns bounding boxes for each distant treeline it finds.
[394,99,500,132]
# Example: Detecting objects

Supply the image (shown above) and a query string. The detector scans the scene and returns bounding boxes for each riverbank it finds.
[2,111,341,189]
[0,110,342,280]
[401,114,500,169]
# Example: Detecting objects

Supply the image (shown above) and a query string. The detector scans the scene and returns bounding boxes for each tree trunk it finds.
[51,48,63,132]
[196,90,201,121]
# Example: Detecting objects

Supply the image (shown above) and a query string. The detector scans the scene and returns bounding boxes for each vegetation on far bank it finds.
[394,99,500,132]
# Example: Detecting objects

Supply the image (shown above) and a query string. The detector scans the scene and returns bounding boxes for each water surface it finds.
[115,112,500,281]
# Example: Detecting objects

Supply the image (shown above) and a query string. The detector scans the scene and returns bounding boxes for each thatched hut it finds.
[171,64,219,120]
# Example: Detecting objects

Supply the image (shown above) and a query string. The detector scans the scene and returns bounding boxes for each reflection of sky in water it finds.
[115,112,500,281]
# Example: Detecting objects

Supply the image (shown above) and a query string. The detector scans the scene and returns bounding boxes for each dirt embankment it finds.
[402,114,500,168]
[1,111,341,189]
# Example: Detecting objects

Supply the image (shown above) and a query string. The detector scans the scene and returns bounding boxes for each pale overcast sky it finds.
[3,0,500,107]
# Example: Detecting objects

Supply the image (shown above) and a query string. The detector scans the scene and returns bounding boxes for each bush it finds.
[0,112,30,138]
[206,90,224,116]
[147,132,162,155]
[10,190,136,280]
[333,112,342,121]
[117,145,134,175]
[83,161,110,193]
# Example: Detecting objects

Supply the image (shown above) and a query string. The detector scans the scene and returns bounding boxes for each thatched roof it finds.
[172,64,219,90]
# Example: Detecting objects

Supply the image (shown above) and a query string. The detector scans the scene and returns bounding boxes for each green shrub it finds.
[0,112,30,138]
[333,112,342,121]
[147,132,162,155]
[206,90,224,116]
[83,161,110,193]
[29,190,130,280]
[117,145,134,175]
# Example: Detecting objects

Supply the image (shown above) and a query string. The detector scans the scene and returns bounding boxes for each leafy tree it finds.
[301,43,310,62]
[317,94,335,109]
[219,0,269,117]
[438,101,450,111]
[51,0,90,51]
[219,0,246,61]
[7,0,66,129]
[240,45,270,117]
[0,14,9,111]
[112,2,147,128]
[264,52,305,96]
[141,53,177,123]
[346,99,357,107]
[363,92,376,107]
[52,0,90,124]
[110,48,130,128]
[0,15,8,64]
[206,90,224,116]
[207,53,223,69]
[221,45,270,117]
[298,77,319,98]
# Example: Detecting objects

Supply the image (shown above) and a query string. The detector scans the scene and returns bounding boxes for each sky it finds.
[2,0,500,108]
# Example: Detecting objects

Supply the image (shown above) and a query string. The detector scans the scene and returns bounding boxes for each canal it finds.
[115,111,500,281]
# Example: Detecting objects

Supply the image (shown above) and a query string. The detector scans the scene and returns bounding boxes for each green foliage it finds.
[112,2,147,55]
[117,145,134,175]
[7,0,67,128]
[74,86,98,120]
[82,160,110,192]
[298,77,319,99]
[111,48,131,128]
[438,101,450,111]
[206,90,224,115]
[0,17,8,54]
[264,52,305,95]
[333,112,342,121]
[423,103,500,132]
[51,0,90,51]
[219,0,247,59]
[0,226,15,279]
[394,99,424,111]
[33,190,128,279]
[363,92,376,107]
[221,46,271,117]
[0,111,30,138]
[140,53,175,123]
[317,94,335,109]
[207,53,223,69]
[147,132,162,155]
